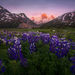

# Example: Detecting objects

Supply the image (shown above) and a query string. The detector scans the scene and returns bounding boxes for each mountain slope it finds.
[0,5,36,28]
[41,11,75,28]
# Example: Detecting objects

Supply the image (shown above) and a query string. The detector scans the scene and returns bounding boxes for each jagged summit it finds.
[0,5,36,28]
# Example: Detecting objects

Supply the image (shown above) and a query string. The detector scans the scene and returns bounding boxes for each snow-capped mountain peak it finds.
[0,5,36,28]
[41,11,75,28]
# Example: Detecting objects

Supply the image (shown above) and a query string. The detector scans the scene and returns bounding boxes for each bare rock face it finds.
[0,5,36,28]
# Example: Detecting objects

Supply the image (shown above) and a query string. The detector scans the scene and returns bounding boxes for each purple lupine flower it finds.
[8,34,12,38]
[55,48,67,58]
[71,42,75,50]
[0,60,5,73]
[49,36,70,58]
[40,33,50,44]
[34,35,40,43]
[7,36,28,67]
[21,33,27,42]
[0,59,2,67]
[70,57,75,64]
[49,43,57,53]
[55,39,70,58]
[4,37,9,46]
[19,51,28,67]
[8,47,19,60]
[49,35,59,53]
[69,39,72,42]
[27,35,34,44]
[1,66,6,73]
[70,65,75,74]
[29,43,37,54]
[8,38,21,60]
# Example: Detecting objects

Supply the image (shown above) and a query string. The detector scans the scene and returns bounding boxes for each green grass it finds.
[0,27,75,41]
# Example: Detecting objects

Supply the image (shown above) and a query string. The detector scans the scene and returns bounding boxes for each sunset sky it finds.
[0,0,75,22]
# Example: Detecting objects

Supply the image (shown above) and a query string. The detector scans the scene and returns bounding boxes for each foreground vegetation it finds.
[0,27,75,75]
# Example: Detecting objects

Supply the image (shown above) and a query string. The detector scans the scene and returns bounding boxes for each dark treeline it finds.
[0,21,19,28]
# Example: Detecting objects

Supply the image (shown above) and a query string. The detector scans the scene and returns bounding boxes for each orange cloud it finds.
[31,17,35,21]
[50,15,55,19]
[30,14,56,24]
[48,15,55,21]
[41,13,48,19]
